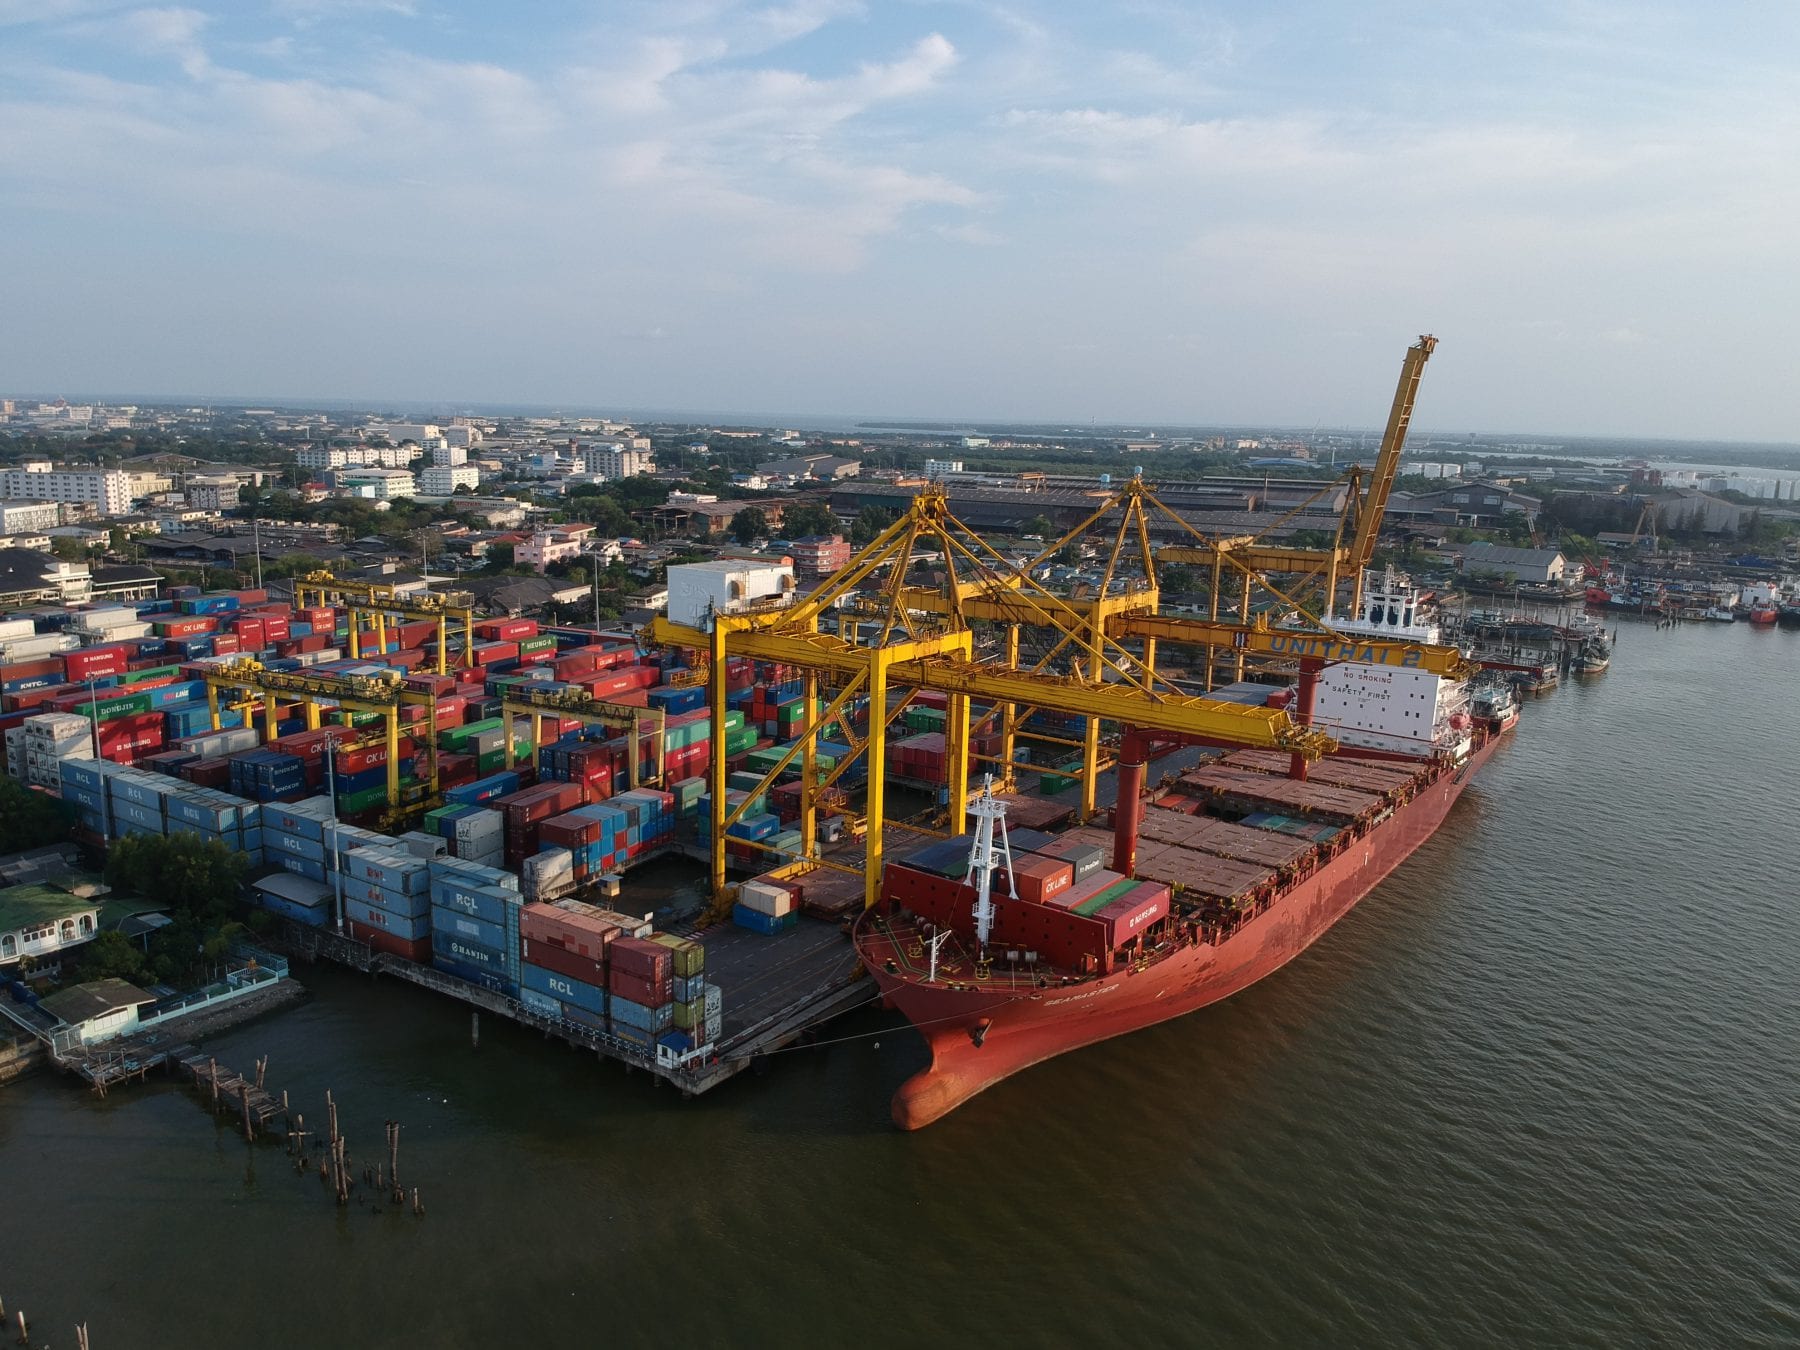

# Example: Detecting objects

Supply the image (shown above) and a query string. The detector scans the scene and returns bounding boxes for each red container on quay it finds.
[0,657,65,684]
[608,935,672,985]
[349,921,431,964]
[519,936,606,985]
[519,902,618,960]
[608,967,671,1008]
[64,645,132,682]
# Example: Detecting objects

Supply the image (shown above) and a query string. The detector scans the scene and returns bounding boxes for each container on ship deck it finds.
[1008,853,1074,905]
[1093,880,1172,948]
[519,935,607,985]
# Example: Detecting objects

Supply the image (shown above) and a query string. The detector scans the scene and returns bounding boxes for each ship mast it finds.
[965,775,1016,949]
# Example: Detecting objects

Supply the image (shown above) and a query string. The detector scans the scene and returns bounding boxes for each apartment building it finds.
[0,464,132,516]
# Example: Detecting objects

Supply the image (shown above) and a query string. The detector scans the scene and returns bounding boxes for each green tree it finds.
[851,505,897,546]
[0,778,74,854]
[730,507,769,545]
[1021,515,1054,539]
[780,502,839,538]
[69,930,148,985]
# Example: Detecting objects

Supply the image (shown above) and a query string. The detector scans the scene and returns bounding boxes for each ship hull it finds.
[860,736,1501,1129]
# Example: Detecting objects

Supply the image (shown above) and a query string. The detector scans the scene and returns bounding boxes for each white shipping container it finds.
[71,620,152,643]
[75,608,141,630]
[0,633,78,659]
[737,880,792,918]
[453,810,504,844]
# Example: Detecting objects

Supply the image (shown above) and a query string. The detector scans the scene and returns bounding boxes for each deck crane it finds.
[293,571,477,674]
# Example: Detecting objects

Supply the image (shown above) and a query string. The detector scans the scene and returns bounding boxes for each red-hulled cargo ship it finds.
[855,568,1503,1128]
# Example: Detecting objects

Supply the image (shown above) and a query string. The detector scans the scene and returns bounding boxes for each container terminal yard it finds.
[0,338,1562,1122]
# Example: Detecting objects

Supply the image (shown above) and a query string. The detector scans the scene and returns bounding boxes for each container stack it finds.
[428,856,523,994]
[338,848,433,961]
[606,935,674,1050]
[517,901,615,1032]
[733,877,801,934]
[22,711,92,790]
[261,798,340,882]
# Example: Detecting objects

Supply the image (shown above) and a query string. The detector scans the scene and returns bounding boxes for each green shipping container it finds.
[476,750,507,774]
[672,999,704,1031]
[725,728,758,755]
[81,692,153,721]
[648,932,705,978]
[723,710,746,732]
[337,785,390,815]
[1072,879,1137,918]
[519,633,557,654]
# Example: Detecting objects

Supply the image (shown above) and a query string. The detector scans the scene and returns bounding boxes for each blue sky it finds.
[3,1,1797,439]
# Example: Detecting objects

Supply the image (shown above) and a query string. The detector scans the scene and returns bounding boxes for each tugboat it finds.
[1470,680,1521,733]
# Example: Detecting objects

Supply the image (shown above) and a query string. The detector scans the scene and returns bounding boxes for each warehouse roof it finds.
[38,978,156,1025]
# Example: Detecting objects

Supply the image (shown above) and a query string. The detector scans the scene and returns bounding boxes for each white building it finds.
[0,500,62,534]
[667,559,797,627]
[0,466,132,516]
[185,474,241,511]
[369,422,443,447]
[419,464,481,495]
[336,468,416,499]
[296,446,349,471]
[582,443,656,479]
[923,460,964,479]
[432,445,469,467]
[444,425,483,448]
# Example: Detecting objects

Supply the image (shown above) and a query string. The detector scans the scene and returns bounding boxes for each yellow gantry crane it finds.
[645,335,1451,913]
[200,659,441,807]
[293,571,477,674]
[651,488,1336,913]
[499,684,670,788]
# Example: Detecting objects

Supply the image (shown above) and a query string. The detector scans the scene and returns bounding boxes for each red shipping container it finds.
[397,621,437,650]
[179,757,231,786]
[607,967,672,1008]
[608,935,672,984]
[405,672,457,697]
[552,650,601,681]
[519,903,618,958]
[476,618,539,642]
[1094,882,1171,949]
[0,657,64,683]
[233,588,270,606]
[437,752,477,789]
[472,642,520,666]
[8,683,79,713]
[520,937,607,985]
[349,921,431,964]
[261,615,291,642]
[540,812,601,849]
[232,617,266,649]
[1009,854,1074,905]
[211,632,242,655]
[64,645,131,682]
[299,606,335,631]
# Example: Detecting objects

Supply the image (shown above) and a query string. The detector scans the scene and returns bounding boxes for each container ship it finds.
[855,569,1502,1129]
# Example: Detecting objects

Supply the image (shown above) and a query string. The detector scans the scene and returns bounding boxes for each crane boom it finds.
[1347,335,1437,604]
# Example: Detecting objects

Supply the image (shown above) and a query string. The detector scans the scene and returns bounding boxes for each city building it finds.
[432,445,469,467]
[419,465,481,495]
[582,443,656,479]
[923,460,964,479]
[787,534,852,579]
[368,422,443,447]
[0,465,132,516]
[334,468,417,500]
[1458,544,1569,585]
[1402,481,1544,528]
[756,454,861,481]
[184,474,242,511]
[515,523,596,573]
[0,883,105,966]
[667,559,797,626]
[0,501,62,535]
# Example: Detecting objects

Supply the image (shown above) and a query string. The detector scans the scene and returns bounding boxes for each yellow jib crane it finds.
[200,659,441,807]
[293,571,477,674]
